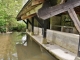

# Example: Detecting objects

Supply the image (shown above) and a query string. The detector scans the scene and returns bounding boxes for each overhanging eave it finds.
[16,0,45,21]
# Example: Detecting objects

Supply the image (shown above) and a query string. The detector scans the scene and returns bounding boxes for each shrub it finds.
[10,22,26,32]
[0,27,6,33]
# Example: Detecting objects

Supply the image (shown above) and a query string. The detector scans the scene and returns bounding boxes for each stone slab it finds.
[27,32,76,60]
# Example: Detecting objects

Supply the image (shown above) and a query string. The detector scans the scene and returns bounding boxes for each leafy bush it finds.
[0,19,6,33]
[10,22,26,32]
[0,27,6,33]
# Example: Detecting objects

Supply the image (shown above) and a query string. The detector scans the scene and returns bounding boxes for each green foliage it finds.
[0,10,7,32]
[0,27,6,33]
[0,19,6,26]
[0,0,26,33]
[10,22,26,32]
[17,22,26,32]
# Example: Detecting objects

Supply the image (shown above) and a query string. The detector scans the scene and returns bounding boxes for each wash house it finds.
[16,0,80,60]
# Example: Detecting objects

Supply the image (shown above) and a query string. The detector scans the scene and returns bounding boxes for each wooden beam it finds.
[68,8,80,33]
[21,14,36,20]
[34,16,44,27]
[32,0,44,5]
[37,0,80,33]
[37,0,80,20]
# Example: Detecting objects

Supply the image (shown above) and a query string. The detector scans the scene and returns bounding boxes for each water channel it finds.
[0,32,58,60]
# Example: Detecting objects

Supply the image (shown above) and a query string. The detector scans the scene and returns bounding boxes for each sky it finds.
[23,0,28,6]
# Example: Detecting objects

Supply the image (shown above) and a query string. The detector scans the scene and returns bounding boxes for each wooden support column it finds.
[26,19,29,32]
[31,17,34,35]
[34,16,44,35]
[34,16,43,27]
[27,19,32,25]
[34,16,49,44]
[23,20,27,24]
[26,19,33,32]
[42,20,47,44]
[23,20,29,32]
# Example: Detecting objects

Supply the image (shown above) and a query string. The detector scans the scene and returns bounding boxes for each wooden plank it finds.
[32,0,44,5]
[21,14,36,20]
[26,4,43,16]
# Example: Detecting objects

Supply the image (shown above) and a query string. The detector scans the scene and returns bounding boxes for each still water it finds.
[0,32,58,60]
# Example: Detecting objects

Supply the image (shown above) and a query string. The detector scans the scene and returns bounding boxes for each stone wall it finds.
[34,27,79,54]
[47,30,79,54]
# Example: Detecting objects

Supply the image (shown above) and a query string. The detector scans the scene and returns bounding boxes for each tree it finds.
[0,0,26,32]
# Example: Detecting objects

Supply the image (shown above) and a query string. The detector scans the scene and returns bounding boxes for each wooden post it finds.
[23,20,29,32]
[26,20,29,32]
[31,17,34,35]
[42,20,47,44]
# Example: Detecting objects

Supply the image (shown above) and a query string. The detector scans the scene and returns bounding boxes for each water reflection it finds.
[17,35,57,60]
[0,32,25,60]
[21,35,27,46]
[0,32,58,60]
